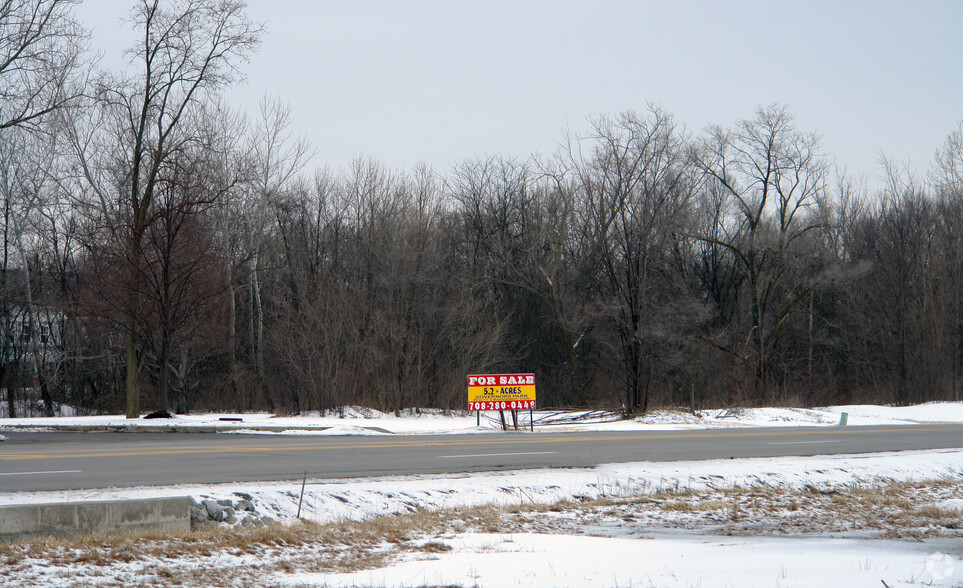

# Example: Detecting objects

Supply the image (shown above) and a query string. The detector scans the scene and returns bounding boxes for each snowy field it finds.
[2,403,963,586]
[313,533,958,588]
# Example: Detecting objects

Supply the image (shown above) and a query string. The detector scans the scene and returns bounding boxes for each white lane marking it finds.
[439,451,558,459]
[0,469,82,476]
[769,440,841,445]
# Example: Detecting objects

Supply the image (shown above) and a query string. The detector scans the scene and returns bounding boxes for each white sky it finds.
[76,1,963,190]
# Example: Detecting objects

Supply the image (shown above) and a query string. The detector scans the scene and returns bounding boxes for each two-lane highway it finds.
[2,425,963,492]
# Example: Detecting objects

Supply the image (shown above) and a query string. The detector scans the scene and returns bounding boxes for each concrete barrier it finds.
[0,497,190,542]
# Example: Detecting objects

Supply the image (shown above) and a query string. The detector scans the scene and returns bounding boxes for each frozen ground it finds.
[2,403,963,586]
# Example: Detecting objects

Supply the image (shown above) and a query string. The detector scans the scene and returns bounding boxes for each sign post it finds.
[468,373,536,431]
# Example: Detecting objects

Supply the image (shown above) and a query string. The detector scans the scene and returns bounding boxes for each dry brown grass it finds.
[0,504,517,586]
[492,477,963,540]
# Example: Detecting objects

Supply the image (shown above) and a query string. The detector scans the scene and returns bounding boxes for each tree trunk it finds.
[252,256,264,385]
[1,196,10,418]
[125,327,143,419]
[228,280,239,408]
[125,216,146,418]
[175,349,189,414]
[156,329,170,414]
[3,365,12,418]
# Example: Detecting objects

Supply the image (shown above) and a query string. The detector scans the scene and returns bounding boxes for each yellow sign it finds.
[467,373,536,411]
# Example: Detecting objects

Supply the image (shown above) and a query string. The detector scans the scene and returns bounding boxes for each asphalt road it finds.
[2,425,963,493]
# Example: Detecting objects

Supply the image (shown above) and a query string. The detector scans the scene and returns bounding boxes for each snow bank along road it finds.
[2,424,963,492]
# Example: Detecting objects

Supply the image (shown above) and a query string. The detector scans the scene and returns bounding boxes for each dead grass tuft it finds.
[417,541,453,553]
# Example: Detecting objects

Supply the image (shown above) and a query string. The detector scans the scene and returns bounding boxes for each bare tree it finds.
[0,0,88,131]
[192,98,249,408]
[76,0,260,417]
[564,108,697,414]
[693,105,827,402]
[0,116,87,417]
[932,122,963,399]
[0,0,87,416]
[531,170,599,405]
[244,96,313,392]
[841,163,938,404]
[135,156,226,414]
[932,122,963,192]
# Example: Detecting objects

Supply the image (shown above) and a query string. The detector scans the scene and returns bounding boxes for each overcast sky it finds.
[76,1,962,190]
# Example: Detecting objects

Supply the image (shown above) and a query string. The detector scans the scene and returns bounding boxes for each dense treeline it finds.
[1,1,962,417]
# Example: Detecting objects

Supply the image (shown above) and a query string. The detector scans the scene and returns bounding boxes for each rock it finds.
[189,498,219,530]
[190,495,265,527]
[0,434,7,442]
[202,499,227,522]
[188,498,206,520]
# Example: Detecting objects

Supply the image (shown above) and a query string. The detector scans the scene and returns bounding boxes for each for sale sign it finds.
[467,373,536,411]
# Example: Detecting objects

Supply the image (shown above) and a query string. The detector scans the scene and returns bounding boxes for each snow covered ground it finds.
[3,403,963,586]
[313,533,957,588]
[4,401,963,435]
